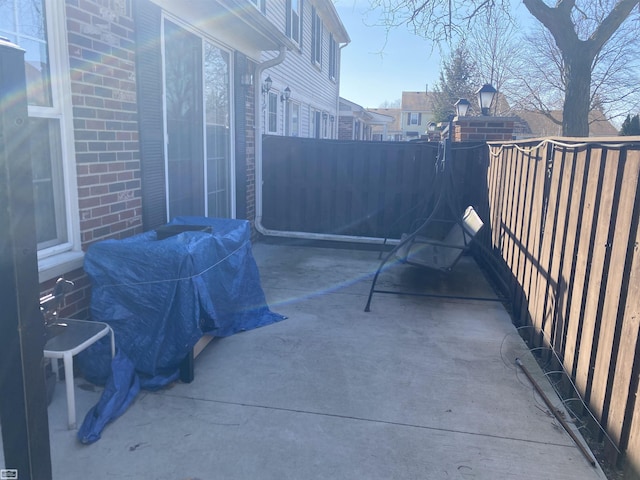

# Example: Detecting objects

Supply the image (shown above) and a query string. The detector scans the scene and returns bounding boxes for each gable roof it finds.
[401,91,438,112]
[339,98,394,124]
[513,109,618,138]
[367,108,403,132]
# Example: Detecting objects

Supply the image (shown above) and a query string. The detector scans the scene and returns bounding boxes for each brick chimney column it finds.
[453,116,516,142]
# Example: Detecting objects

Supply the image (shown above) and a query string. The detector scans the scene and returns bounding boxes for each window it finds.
[163,19,234,219]
[408,112,422,125]
[287,0,302,45]
[0,0,80,274]
[267,91,278,133]
[311,7,322,66]
[290,103,300,137]
[310,109,321,138]
[249,0,266,13]
[322,113,328,138]
[204,42,232,218]
[329,34,337,80]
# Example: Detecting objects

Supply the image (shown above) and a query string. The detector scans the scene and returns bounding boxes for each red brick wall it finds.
[66,0,143,247]
[453,117,515,142]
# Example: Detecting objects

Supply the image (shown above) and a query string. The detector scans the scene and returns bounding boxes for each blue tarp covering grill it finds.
[77,217,285,443]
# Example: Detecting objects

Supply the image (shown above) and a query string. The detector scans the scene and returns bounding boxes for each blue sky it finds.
[334,1,442,108]
[333,1,537,109]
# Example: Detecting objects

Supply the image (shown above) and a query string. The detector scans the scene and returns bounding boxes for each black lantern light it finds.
[454,98,471,117]
[476,84,497,115]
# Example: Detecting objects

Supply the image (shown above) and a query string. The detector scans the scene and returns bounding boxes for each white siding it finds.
[259,0,342,137]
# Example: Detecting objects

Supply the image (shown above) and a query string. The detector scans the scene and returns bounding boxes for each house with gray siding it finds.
[257,1,349,139]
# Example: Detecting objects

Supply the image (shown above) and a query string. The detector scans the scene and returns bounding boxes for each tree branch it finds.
[588,0,639,54]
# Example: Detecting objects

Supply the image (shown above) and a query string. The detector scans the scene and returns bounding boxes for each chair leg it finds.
[109,327,115,357]
[63,353,76,429]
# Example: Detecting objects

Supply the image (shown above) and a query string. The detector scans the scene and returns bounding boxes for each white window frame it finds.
[18,0,82,281]
[310,108,321,138]
[311,7,322,67]
[329,34,337,81]
[249,0,266,13]
[267,91,278,133]
[202,38,235,219]
[289,0,302,45]
[290,102,300,137]
[409,112,420,125]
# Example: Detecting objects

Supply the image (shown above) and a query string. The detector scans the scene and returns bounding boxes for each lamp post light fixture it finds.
[280,86,291,102]
[262,76,272,94]
[454,98,470,117]
[476,83,497,115]
[427,121,437,132]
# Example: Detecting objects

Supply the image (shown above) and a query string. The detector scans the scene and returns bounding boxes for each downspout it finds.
[253,46,286,235]
[254,42,391,245]
[335,41,349,140]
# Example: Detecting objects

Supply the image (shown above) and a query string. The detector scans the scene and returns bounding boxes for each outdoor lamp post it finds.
[262,76,272,94]
[280,86,291,102]
[476,83,497,115]
[427,121,436,132]
[454,98,470,117]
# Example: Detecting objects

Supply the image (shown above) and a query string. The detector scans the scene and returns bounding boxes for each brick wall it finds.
[453,117,516,142]
[67,0,143,247]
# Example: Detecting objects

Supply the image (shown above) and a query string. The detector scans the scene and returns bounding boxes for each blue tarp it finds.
[77,217,285,443]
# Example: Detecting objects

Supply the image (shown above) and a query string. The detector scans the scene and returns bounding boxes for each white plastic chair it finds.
[43,319,115,429]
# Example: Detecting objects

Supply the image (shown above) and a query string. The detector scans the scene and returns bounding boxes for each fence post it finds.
[0,38,52,479]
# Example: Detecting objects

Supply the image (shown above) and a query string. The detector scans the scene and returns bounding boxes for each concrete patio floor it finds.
[3,242,607,479]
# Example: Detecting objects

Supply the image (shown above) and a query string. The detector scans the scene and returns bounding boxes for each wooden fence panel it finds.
[575,147,617,400]
[531,145,563,348]
[591,151,638,432]
[484,139,640,473]
[554,149,585,361]
[608,150,640,455]
[563,147,599,378]
[518,147,545,329]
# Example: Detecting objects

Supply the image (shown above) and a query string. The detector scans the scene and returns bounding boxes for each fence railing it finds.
[482,137,640,475]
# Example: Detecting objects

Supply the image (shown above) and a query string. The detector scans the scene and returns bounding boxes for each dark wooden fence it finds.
[481,137,640,476]
[262,135,485,239]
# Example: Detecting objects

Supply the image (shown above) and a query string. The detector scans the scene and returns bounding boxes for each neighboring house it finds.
[513,109,619,138]
[1,0,348,318]
[400,91,438,140]
[338,98,394,141]
[258,1,349,139]
[367,108,404,141]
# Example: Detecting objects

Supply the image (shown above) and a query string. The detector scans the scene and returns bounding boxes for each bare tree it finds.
[466,6,520,115]
[509,17,640,128]
[368,0,640,136]
[379,99,401,108]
